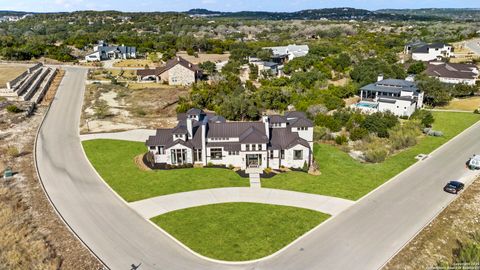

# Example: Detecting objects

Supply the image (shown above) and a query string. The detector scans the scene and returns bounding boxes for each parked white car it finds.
[468,155,480,170]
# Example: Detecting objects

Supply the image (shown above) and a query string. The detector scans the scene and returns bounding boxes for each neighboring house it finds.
[137,57,202,86]
[411,43,453,61]
[352,76,424,117]
[263,44,309,62]
[248,57,279,77]
[425,62,479,85]
[404,41,427,55]
[146,109,314,170]
[85,40,136,61]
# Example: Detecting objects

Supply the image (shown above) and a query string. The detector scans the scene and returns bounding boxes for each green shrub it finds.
[365,147,388,163]
[6,105,21,113]
[313,126,328,141]
[302,161,308,172]
[411,109,434,127]
[349,127,368,141]
[388,121,422,150]
[335,134,348,145]
[93,100,110,119]
[362,111,399,138]
[315,114,341,132]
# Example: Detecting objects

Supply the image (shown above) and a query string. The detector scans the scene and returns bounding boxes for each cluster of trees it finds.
[313,108,434,163]
[350,58,406,86]
[314,109,399,139]
[416,74,480,106]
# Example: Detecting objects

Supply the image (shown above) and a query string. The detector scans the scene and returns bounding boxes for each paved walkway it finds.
[249,174,261,188]
[80,129,156,142]
[129,187,355,218]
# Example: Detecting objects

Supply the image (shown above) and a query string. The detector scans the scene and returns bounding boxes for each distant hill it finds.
[186,7,441,21]
[0,10,31,16]
[376,8,480,21]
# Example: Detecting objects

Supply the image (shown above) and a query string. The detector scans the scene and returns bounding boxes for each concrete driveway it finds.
[80,129,156,142]
[130,187,355,218]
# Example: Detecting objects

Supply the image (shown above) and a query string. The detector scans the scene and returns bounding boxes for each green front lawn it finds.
[151,202,330,261]
[262,111,480,200]
[82,139,248,202]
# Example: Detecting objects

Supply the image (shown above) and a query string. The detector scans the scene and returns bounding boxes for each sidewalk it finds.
[129,187,355,218]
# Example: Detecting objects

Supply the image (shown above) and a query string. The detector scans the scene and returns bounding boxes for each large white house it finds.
[411,43,453,62]
[425,62,479,85]
[146,109,314,170]
[263,44,309,62]
[352,76,424,117]
[85,40,136,61]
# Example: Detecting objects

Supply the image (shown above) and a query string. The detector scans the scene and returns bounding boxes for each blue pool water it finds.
[356,102,377,108]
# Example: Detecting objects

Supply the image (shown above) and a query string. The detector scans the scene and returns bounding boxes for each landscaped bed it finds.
[82,139,249,202]
[262,111,480,200]
[151,202,330,261]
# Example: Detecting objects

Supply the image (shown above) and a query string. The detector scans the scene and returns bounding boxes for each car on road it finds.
[443,181,465,194]
[467,155,480,170]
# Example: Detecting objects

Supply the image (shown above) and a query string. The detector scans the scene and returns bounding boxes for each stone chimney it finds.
[186,118,193,139]
[262,115,270,139]
[377,74,384,82]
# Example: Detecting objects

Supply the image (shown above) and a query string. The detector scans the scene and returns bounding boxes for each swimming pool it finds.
[356,102,378,109]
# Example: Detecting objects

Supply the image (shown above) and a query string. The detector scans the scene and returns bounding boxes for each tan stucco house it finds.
[137,57,202,86]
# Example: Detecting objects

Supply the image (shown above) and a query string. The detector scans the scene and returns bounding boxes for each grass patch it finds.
[151,202,330,261]
[82,139,248,202]
[262,111,480,200]
[438,97,480,111]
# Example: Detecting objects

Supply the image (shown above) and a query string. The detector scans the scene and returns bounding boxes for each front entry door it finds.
[246,154,261,168]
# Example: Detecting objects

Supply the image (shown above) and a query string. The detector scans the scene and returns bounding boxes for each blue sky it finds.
[1,0,479,12]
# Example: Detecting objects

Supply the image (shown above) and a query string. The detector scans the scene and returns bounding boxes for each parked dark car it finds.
[443,181,464,194]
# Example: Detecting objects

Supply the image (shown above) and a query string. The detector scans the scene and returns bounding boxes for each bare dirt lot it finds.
[0,95,101,268]
[384,177,480,269]
[81,74,189,133]
[0,65,29,88]
[112,59,159,68]
[176,51,230,64]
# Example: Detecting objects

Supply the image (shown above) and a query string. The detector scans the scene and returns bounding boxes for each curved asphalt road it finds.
[36,67,480,270]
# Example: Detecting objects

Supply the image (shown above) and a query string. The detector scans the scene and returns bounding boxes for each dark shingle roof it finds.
[289,117,313,128]
[239,127,269,143]
[412,43,450,54]
[206,142,241,151]
[207,122,266,138]
[172,125,188,134]
[361,79,419,95]
[269,128,310,150]
[187,108,204,115]
[269,115,287,123]
[146,129,173,146]
[425,62,478,80]
[137,56,201,77]
[284,111,307,119]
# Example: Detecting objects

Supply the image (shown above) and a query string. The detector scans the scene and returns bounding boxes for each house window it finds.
[210,148,222,160]
[171,149,187,165]
[229,151,239,155]
[246,144,250,151]
[258,144,262,150]
[294,150,303,160]
[149,146,156,151]
[269,150,274,158]
[158,146,165,155]
[194,149,202,162]
[280,150,285,159]
[252,144,256,151]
